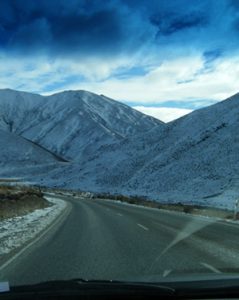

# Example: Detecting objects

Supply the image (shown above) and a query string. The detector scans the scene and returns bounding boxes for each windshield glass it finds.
[0,0,239,288]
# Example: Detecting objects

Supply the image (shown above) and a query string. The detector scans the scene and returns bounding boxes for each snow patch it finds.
[0,197,66,256]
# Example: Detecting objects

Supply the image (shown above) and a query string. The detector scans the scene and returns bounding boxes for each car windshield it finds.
[0,0,239,290]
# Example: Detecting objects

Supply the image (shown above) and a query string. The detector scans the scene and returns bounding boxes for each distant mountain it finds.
[0,89,162,161]
[0,88,238,209]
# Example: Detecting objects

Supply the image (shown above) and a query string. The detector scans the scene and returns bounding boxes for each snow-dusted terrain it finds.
[0,89,239,209]
[0,197,66,256]
[0,89,162,161]
[0,129,60,164]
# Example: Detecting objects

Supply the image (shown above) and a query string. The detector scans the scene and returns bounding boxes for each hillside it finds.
[0,89,162,161]
[0,89,238,209]
[32,93,239,209]
[95,93,239,208]
[0,128,59,165]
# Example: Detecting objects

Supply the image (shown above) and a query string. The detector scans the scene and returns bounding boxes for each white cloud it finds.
[0,52,148,93]
[60,54,239,106]
[1,52,239,110]
[133,106,193,122]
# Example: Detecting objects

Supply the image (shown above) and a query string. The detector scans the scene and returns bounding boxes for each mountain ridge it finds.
[0,89,238,209]
[0,89,163,161]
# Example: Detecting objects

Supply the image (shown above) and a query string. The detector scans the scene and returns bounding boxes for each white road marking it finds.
[137,223,149,231]
[200,262,221,274]
[163,269,172,278]
[117,213,123,216]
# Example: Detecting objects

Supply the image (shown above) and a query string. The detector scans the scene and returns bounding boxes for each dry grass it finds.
[93,192,235,220]
[0,185,50,221]
[0,178,21,183]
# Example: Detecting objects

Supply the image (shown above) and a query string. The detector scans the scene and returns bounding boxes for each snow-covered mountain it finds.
[85,92,239,208]
[34,92,239,209]
[0,128,60,164]
[0,88,238,209]
[0,89,162,161]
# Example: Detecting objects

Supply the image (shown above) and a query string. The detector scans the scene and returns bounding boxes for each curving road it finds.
[1,195,239,285]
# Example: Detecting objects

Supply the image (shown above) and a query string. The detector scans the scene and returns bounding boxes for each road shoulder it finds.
[0,195,71,273]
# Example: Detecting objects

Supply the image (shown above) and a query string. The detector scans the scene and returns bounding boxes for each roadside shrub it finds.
[183,205,194,214]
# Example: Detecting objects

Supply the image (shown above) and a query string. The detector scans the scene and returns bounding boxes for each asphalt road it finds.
[1,196,239,285]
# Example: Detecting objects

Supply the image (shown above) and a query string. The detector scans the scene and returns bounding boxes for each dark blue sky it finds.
[0,0,238,121]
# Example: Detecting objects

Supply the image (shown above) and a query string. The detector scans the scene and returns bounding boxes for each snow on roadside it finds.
[0,196,66,256]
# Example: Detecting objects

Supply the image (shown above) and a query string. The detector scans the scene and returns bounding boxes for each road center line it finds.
[200,262,221,274]
[137,223,149,231]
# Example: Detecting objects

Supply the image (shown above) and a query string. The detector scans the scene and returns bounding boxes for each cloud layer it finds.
[1,0,239,58]
[0,0,239,120]
[0,0,155,58]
